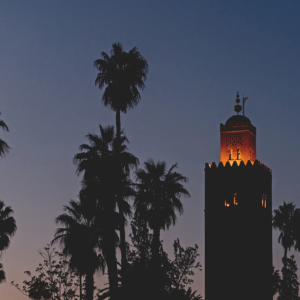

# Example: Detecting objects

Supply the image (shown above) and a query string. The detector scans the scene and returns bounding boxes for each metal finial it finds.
[236,91,240,103]
[234,91,242,114]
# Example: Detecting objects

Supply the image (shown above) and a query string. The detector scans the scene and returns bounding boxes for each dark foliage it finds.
[0,200,17,253]
[0,263,5,284]
[273,202,300,258]
[97,217,202,300]
[169,239,201,291]
[94,43,148,114]
[278,255,300,300]
[134,159,190,295]
[74,125,137,299]
[272,266,281,296]
[0,112,10,158]
[0,200,16,283]
[12,246,80,300]
[52,195,105,300]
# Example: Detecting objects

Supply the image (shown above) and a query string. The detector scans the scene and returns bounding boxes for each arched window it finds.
[229,149,232,160]
[237,148,241,160]
[262,194,267,208]
[225,199,230,207]
[234,193,238,205]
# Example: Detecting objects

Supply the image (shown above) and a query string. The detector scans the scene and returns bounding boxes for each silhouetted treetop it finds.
[0,200,17,253]
[94,43,148,113]
[0,112,10,157]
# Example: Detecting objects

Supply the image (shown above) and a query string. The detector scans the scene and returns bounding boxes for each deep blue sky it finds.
[0,1,300,298]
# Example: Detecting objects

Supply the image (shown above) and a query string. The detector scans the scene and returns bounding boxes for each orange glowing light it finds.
[234,193,238,205]
[220,116,257,166]
[262,194,267,208]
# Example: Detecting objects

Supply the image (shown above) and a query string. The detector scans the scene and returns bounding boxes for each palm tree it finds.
[134,160,190,293]
[52,195,105,300]
[0,200,17,253]
[272,202,300,259]
[74,125,137,299]
[94,43,148,149]
[0,112,10,158]
[0,200,16,284]
[94,43,148,282]
[0,263,5,284]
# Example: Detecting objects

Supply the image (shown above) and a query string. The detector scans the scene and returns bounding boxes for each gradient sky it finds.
[0,1,300,298]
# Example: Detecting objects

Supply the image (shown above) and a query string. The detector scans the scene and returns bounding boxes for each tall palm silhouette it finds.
[0,263,5,284]
[0,200,17,253]
[53,195,105,300]
[0,200,16,283]
[94,43,148,282]
[74,125,136,299]
[134,160,190,293]
[272,202,300,259]
[0,112,9,158]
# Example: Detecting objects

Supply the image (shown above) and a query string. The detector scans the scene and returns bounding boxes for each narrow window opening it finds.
[262,194,267,208]
[229,149,232,160]
[237,148,241,160]
[225,199,230,207]
[234,193,238,205]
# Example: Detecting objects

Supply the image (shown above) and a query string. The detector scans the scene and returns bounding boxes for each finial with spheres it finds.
[234,91,242,115]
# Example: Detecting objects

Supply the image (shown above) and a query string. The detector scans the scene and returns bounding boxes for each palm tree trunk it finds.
[152,226,160,265]
[115,107,128,288]
[119,213,128,286]
[283,247,288,275]
[152,225,161,297]
[79,272,82,300]
[85,269,94,300]
[116,108,121,150]
[104,226,119,300]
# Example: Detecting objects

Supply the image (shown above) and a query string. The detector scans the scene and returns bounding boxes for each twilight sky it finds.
[0,1,300,298]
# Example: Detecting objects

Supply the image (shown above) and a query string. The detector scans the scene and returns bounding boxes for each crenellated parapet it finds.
[205,159,271,173]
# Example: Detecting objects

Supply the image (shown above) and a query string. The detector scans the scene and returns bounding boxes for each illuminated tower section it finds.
[205,94,272,300]
[220,115,256,165]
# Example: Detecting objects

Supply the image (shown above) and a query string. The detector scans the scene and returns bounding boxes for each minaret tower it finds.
[205,93,272,300]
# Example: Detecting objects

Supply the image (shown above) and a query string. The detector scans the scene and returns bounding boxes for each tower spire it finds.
[234,91,242,115]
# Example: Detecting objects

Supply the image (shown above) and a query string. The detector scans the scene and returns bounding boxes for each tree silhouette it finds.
[94,43,148,286]
[272,266,281,296]
[114,217,202,300]
[53,195,105,300]
[0,112,10,157]
[278,255,300,300]
[0,200,16,253]
[273,202,300,272]
[74,125,136,299]
[12,246,80,300]
[134,160,190,295]
[0,200,17,282]
[169,287,203,300]
[0,263,5,284]
[169,239,201,291]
